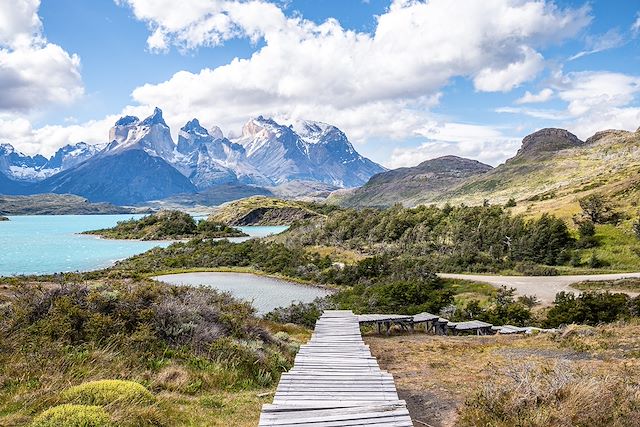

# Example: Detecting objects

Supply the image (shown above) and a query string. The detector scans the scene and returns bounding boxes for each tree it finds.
[578,195,620,224]
[633,218,640,240]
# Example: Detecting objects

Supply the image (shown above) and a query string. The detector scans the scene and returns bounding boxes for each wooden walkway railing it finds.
[259,310,413,426]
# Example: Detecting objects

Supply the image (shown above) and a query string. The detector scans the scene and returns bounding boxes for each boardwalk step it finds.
[259,310,414,427]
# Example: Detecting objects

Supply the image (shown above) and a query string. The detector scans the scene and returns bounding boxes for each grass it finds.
[31,404,111,427]
[365,320,640,426]
[572,278,640,292]
[62,380,154,406]
[445,278,497,306]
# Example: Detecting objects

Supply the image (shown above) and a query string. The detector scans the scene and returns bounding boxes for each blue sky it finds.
[1,0,639,167]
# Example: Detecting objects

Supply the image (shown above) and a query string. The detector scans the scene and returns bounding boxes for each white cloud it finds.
[498,70,640,140]
[473,47,545,92]
[515,88,554,104]
[632,13,640,36]
[389,122,521,168]
[568,28,625,60]
[0,0,83,113]
[121,0,590,148]
[554,71,640,138]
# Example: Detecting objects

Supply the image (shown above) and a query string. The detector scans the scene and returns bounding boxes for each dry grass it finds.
[365,321,640,426]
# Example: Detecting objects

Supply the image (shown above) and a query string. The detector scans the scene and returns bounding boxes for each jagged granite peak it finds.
[45,142,107,170]
[106,107,176,160]
[234,116,384,187]
[0,143,50,181]
[514,128,584,158]
[141,107,167,126]
[209,126,224,140]
[114,115,140,126]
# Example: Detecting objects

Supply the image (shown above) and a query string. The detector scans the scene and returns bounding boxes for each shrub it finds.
[457,362,640,427]
[62,380,154,405]
[31,404,111,427]
[515,261,559,276]
[265,298,333,328]
[546,291,631,327]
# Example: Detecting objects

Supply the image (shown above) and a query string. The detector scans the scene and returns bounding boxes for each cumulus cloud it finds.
[119,0,590,155]
[0,105,152,156]
[515,88,554,104]
[498,70,640,140]
[0,0,83,113]
[389,122,521,168]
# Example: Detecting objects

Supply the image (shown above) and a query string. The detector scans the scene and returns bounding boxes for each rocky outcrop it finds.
[513,128,584,159]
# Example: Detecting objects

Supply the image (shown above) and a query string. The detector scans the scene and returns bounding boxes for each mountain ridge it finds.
[0,108,385,203]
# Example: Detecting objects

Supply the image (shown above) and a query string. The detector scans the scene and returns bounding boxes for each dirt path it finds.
[439,272,640,304]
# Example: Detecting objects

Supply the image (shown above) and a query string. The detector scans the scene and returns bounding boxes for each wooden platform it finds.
[259,310,413,426]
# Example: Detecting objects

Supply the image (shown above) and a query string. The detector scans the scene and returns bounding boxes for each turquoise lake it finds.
[0,215,287,276]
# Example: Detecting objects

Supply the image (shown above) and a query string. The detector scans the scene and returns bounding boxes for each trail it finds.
[439,272,640,304]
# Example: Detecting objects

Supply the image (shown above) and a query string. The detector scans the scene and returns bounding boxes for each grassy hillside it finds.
[0,194,139,215]
[85,210,246,240]
[209,196,339,226]
[439,128,640,220]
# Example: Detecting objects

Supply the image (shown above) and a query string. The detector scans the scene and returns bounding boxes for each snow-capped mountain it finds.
[44,142,107,171]
[0,141,105,182]
[174,119,240,189]
[106,107,176,161]
[0,108,385,203]
[0,143,48,181]
[233,116,386,187]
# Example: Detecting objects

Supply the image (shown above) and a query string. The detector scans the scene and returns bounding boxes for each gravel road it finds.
[438,272,640,304]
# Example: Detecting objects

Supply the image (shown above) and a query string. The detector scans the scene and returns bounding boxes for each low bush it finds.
[545,291,636,327]
[458,362,640,427]
[62,380,154,405]
[515,261,559,276]
[31,404,111,427]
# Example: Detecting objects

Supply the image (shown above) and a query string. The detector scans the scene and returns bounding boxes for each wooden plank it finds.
[259,310,414,427]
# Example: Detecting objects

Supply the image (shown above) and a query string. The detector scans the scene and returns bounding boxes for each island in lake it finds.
[84,210,247,240]
[0,215,8,221]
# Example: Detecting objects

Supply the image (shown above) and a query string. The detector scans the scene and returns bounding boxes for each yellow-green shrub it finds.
[31,404,111,427]
[62,380,154,405]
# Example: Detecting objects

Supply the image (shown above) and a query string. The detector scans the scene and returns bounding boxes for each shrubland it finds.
[0,280,296,426]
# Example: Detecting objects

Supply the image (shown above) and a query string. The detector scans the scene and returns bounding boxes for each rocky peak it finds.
[209,126,224,140]
[182,119,209,136]
[114,115,139,127]
[141,107,167,127]
[514,128,584,158]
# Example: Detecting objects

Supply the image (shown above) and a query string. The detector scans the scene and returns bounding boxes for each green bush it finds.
[546,291,633,327]
[62,380,154,405]
[31,404,111,427]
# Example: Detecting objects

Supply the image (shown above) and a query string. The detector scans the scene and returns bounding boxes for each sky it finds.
[0,0,639,168]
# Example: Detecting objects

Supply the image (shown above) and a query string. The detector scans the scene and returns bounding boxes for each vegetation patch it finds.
[572,278,640,292]
[31,404,111,427]
[458,362,640,427]
[84,210,246,240]
[0,280,295,425]
[209,196,338,226]
[62,380,154,405]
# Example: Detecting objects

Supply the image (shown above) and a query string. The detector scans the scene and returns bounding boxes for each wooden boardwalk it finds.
[259,310,413,426]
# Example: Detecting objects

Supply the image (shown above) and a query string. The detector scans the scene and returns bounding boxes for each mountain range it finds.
[332,126,640,219]
[0,108,385,204]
